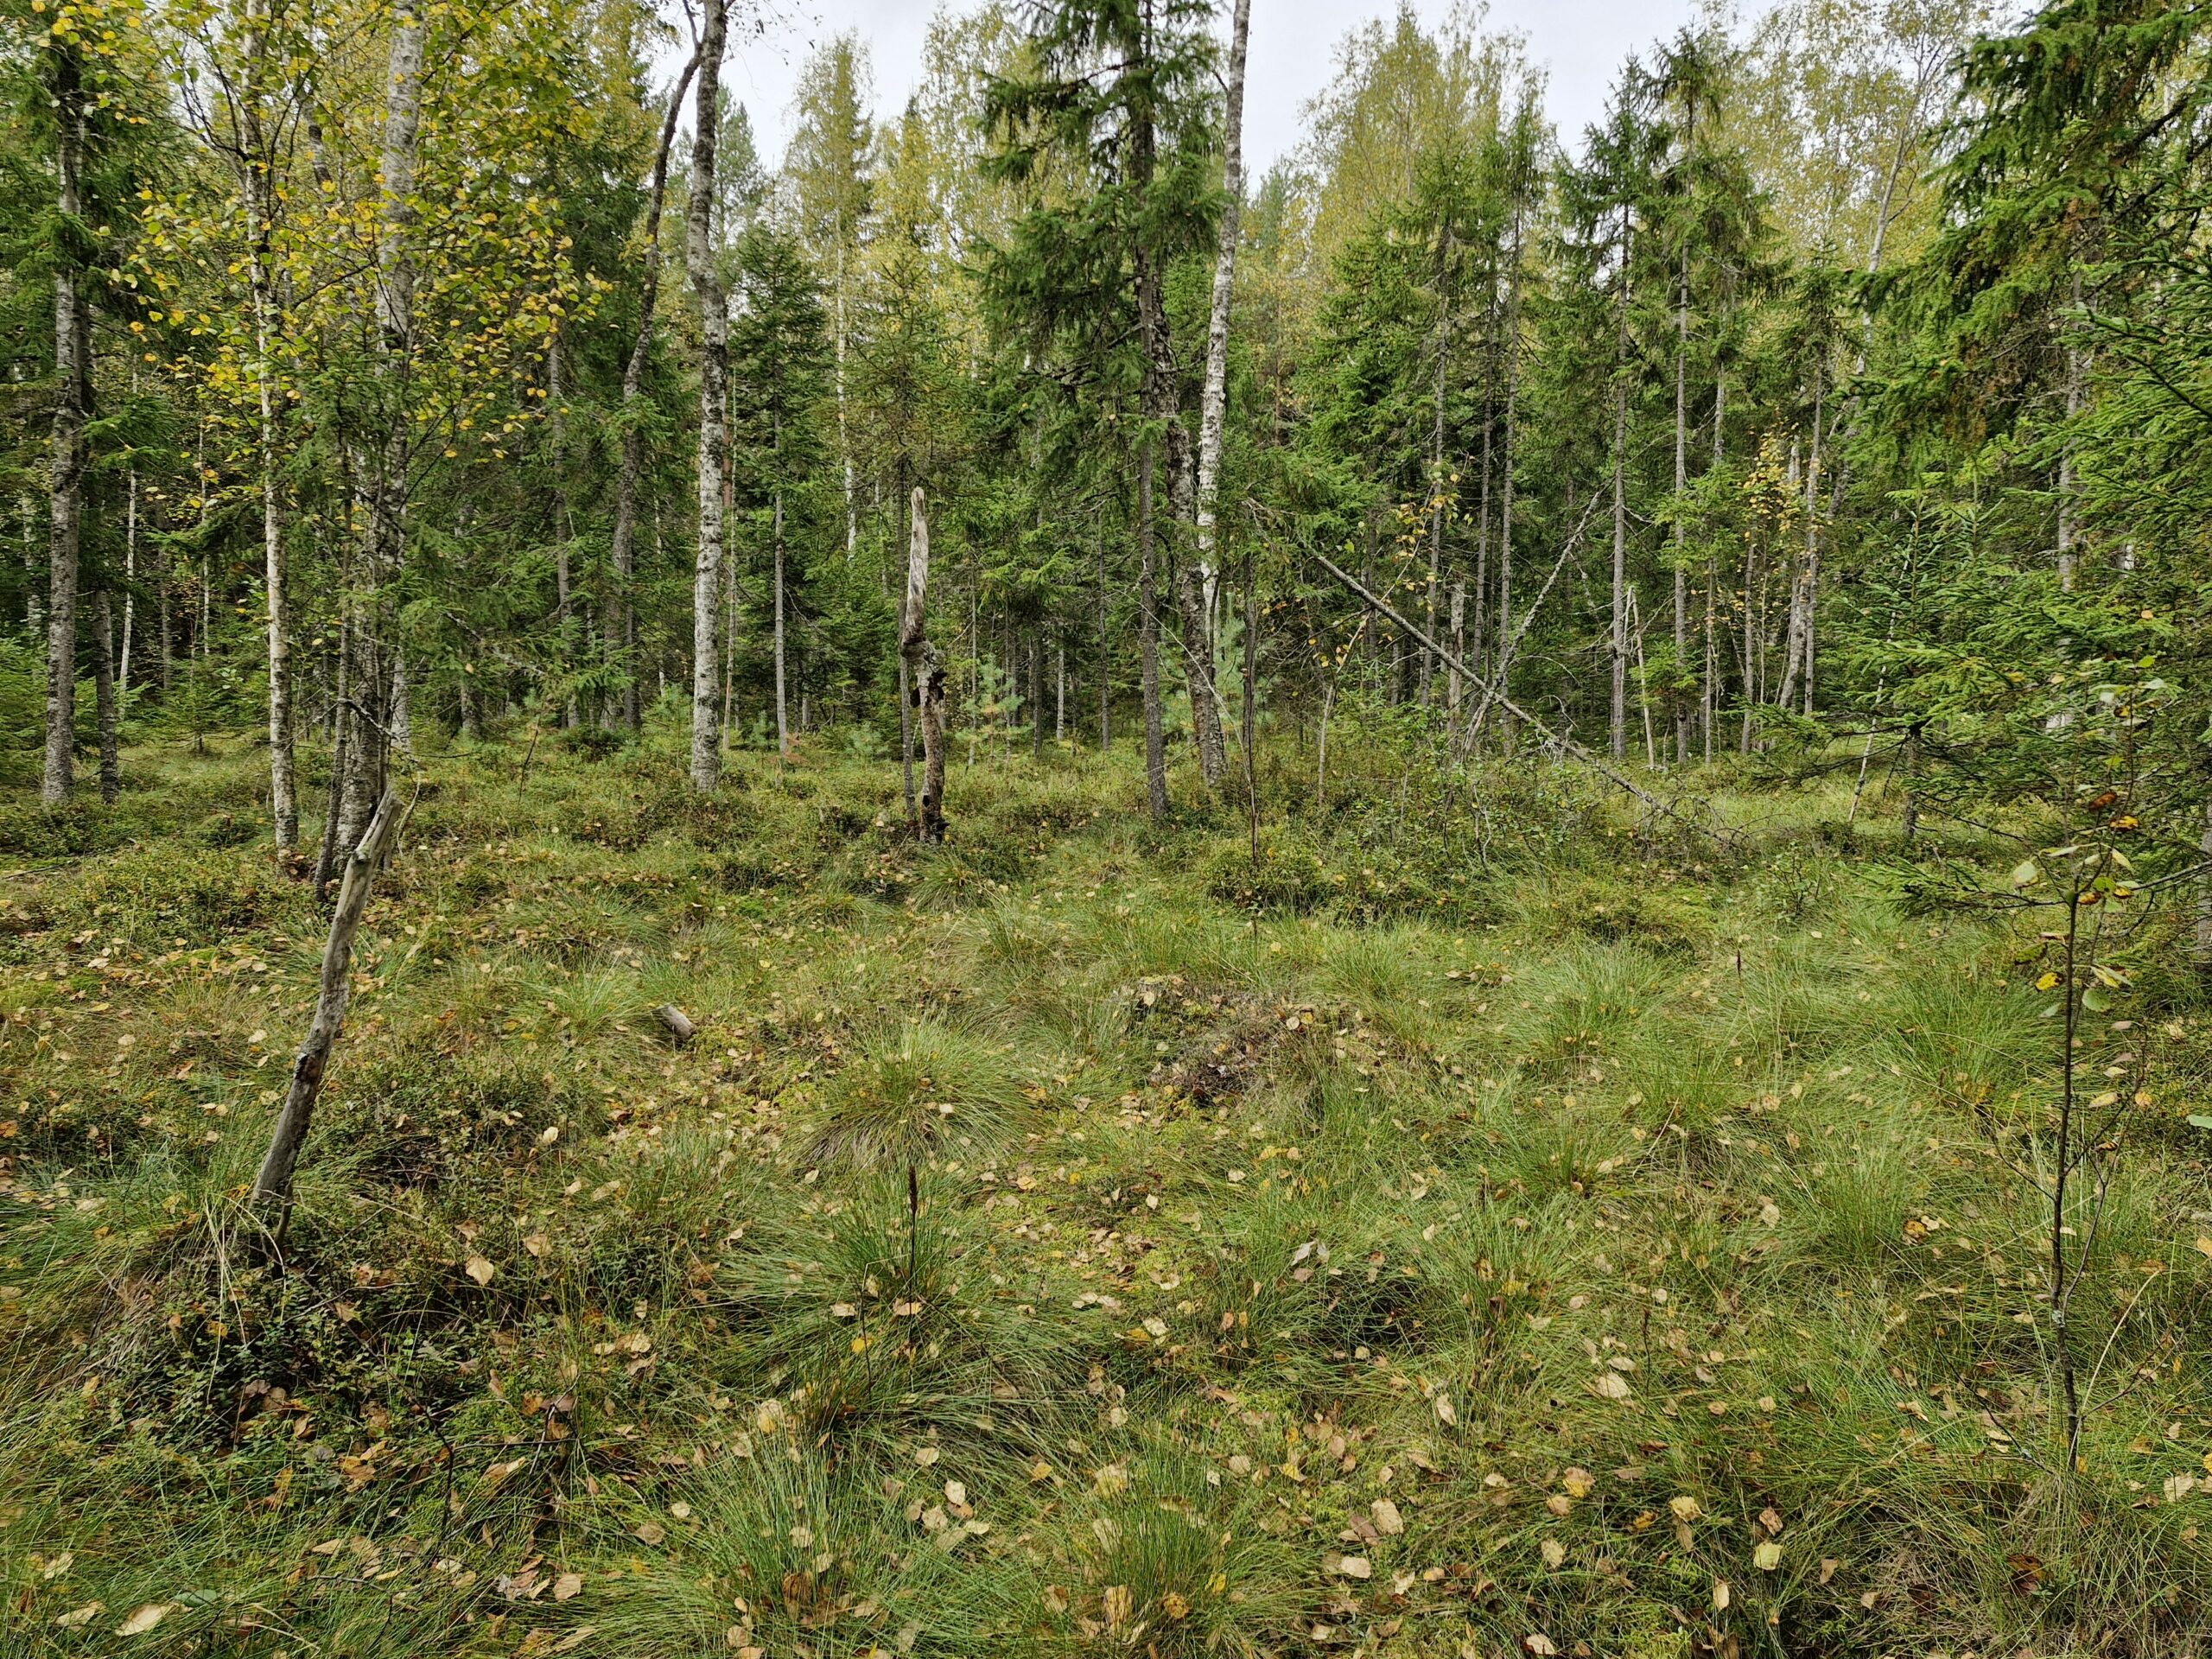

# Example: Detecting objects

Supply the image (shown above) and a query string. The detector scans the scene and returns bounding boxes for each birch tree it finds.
[686,0,730,792]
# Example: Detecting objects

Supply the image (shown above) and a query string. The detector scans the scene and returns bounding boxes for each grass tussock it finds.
[0,728,2208,1658]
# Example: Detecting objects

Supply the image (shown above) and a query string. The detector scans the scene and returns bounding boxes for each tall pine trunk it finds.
[686,0,730,792]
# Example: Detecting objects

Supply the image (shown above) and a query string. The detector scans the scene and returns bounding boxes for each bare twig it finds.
[1310,550,1728,845]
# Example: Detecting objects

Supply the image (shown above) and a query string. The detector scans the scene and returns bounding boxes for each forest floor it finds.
[2,726,2209,1658]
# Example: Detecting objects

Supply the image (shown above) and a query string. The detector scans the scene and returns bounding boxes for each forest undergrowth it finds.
[3,723,2210,1659]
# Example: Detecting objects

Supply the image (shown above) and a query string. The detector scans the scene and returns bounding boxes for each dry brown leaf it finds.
[464,1255,495,1287]
[116,1603,176,1637]
[1370,1497,1404,1536]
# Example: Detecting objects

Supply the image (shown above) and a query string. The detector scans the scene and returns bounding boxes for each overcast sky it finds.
[721,0,1710,175]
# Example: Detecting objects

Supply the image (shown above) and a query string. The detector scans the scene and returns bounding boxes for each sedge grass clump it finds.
[1187,1176,1422,1374]
[593,1443,1000,1658]
[1414,1192,1582,1370]
[1511,868,1712,957]
[327,1052,597,1193]
[716,1174,1077,1447]
[1027,1444,1307,1658]
[512,963,667,1046]
[566,1127,767,1308]
[1508,939,1675,1077]
[1872,964,2044,1115]
[800,1016,1030,1170]
[1482,1092,1644,1203]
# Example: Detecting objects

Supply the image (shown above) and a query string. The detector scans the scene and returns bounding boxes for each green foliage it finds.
[1,739,2209,1659]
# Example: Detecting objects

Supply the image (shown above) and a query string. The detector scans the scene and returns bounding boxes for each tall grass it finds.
[2,734,2207,1658]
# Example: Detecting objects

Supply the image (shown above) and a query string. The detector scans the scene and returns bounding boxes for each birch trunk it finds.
[1778,375,1822,713]
[2057,273,2082,593]
[235,1,297,849]
[1131,85,1223,794]
[1609,208,1631,762]
[335,10,426,854]
[608,51,698,732]
[773,417,788,759]
[1138,444,1168,817]
[1194,0,1249,676]
[900,487,947,842]
[1740,524,1758,753]
[1496,207,1521,746]
[1704,373,1724,761]
[252,785,400,1249]
[1672,238,1690,763]
[92,587,118,804]
[1096,512,1111,752]
[41,41,87,807]
[687,0,730,792]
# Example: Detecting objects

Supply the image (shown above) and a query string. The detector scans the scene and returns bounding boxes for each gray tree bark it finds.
[92,587,118,804]
[252,786,400,1250]
[1137,445,1168,817]
[1193,0,1250,715]
[1130,80,1224,794]
[900,488,947,842]
[687,0,731,792]
[334,10,426,856]
[42,42,87,807]
[608,50,698,732]
[773,414,789,758]
[1609,209,1632,762]
[231,0,297,848]
[1673,237,1691,762]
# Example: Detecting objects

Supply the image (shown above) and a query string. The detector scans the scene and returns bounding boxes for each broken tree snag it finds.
[901,486,948,844]
[655,1003,696,1045]
[251,785,401,1251]
[1311,550,1727,847]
